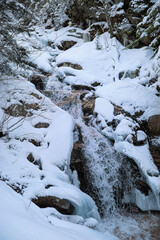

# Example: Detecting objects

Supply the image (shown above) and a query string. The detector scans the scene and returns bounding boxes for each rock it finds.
[4,104,36,117]
[135,180,151,196]
[89,23,107,40]
[113,104,129,116]
[82,97,95,116]
[29,74,45,90]
[34,122,50,128]
[32,196,75,215]
[147,170,159,177]
[91,82,101,87]
[29,139,41,146]
[72,84,95,91]
[119,69,140,79]
[57,62,82,70]
[149,145,160,172]
[70,126,88,192]
[148,78,157,86]
[27,153,42,170]
[30,92,42,100]
[58,40,77,50]
[66,1,106,28]
[148,115,160,135]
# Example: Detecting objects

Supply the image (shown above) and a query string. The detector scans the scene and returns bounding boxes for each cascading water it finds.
[44,78,160,239]
[45,79,128,215]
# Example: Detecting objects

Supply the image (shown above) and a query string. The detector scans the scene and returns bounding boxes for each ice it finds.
[0,181,118,240]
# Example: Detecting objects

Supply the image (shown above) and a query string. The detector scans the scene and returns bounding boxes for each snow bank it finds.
[0,78,100,220]
[96,80,160,120]
[0,181,118,240]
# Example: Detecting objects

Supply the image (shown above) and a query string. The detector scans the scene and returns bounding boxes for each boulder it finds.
[29,74,45,90]
[32,196,75,215]
[3,103,40,117]
[72,84,95,91]
[58,40,77,50]
[57,62,82,70]
[34,122,50,128]
[148,115,160,135]
[82,97,95,116]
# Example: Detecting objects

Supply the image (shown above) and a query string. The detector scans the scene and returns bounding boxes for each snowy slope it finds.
[0,78,117,238]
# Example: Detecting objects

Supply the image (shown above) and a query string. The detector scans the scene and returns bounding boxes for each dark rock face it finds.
[58,40,77,50]
[148,115,160,135]
[135,180,151,196]
[32,196,75,215]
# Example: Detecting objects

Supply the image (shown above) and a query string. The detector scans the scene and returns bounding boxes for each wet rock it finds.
[147,170,159,177]
[32,196,75,215]
[29,74,45,90]
[148,78,157,86]
[70,142,88,192]
[0,131,5,138]
[148,115,160,135]
[156,85,160,93]
[82,96,95,116]
[34,122,50,128]
[27,153,42,170]
[72,84,95,91]
[58,40,77,50]
[149,145,160,172]
[135,180,151,196]
[57,62,82,70]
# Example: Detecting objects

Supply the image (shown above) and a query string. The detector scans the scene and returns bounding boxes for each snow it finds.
[94,98,114,122]
[0,181,118,240]
[96,80,160,120]
[0,78,101,220]
[136,130,147,142]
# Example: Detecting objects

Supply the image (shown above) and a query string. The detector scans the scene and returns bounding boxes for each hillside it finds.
[0,1,160,239]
